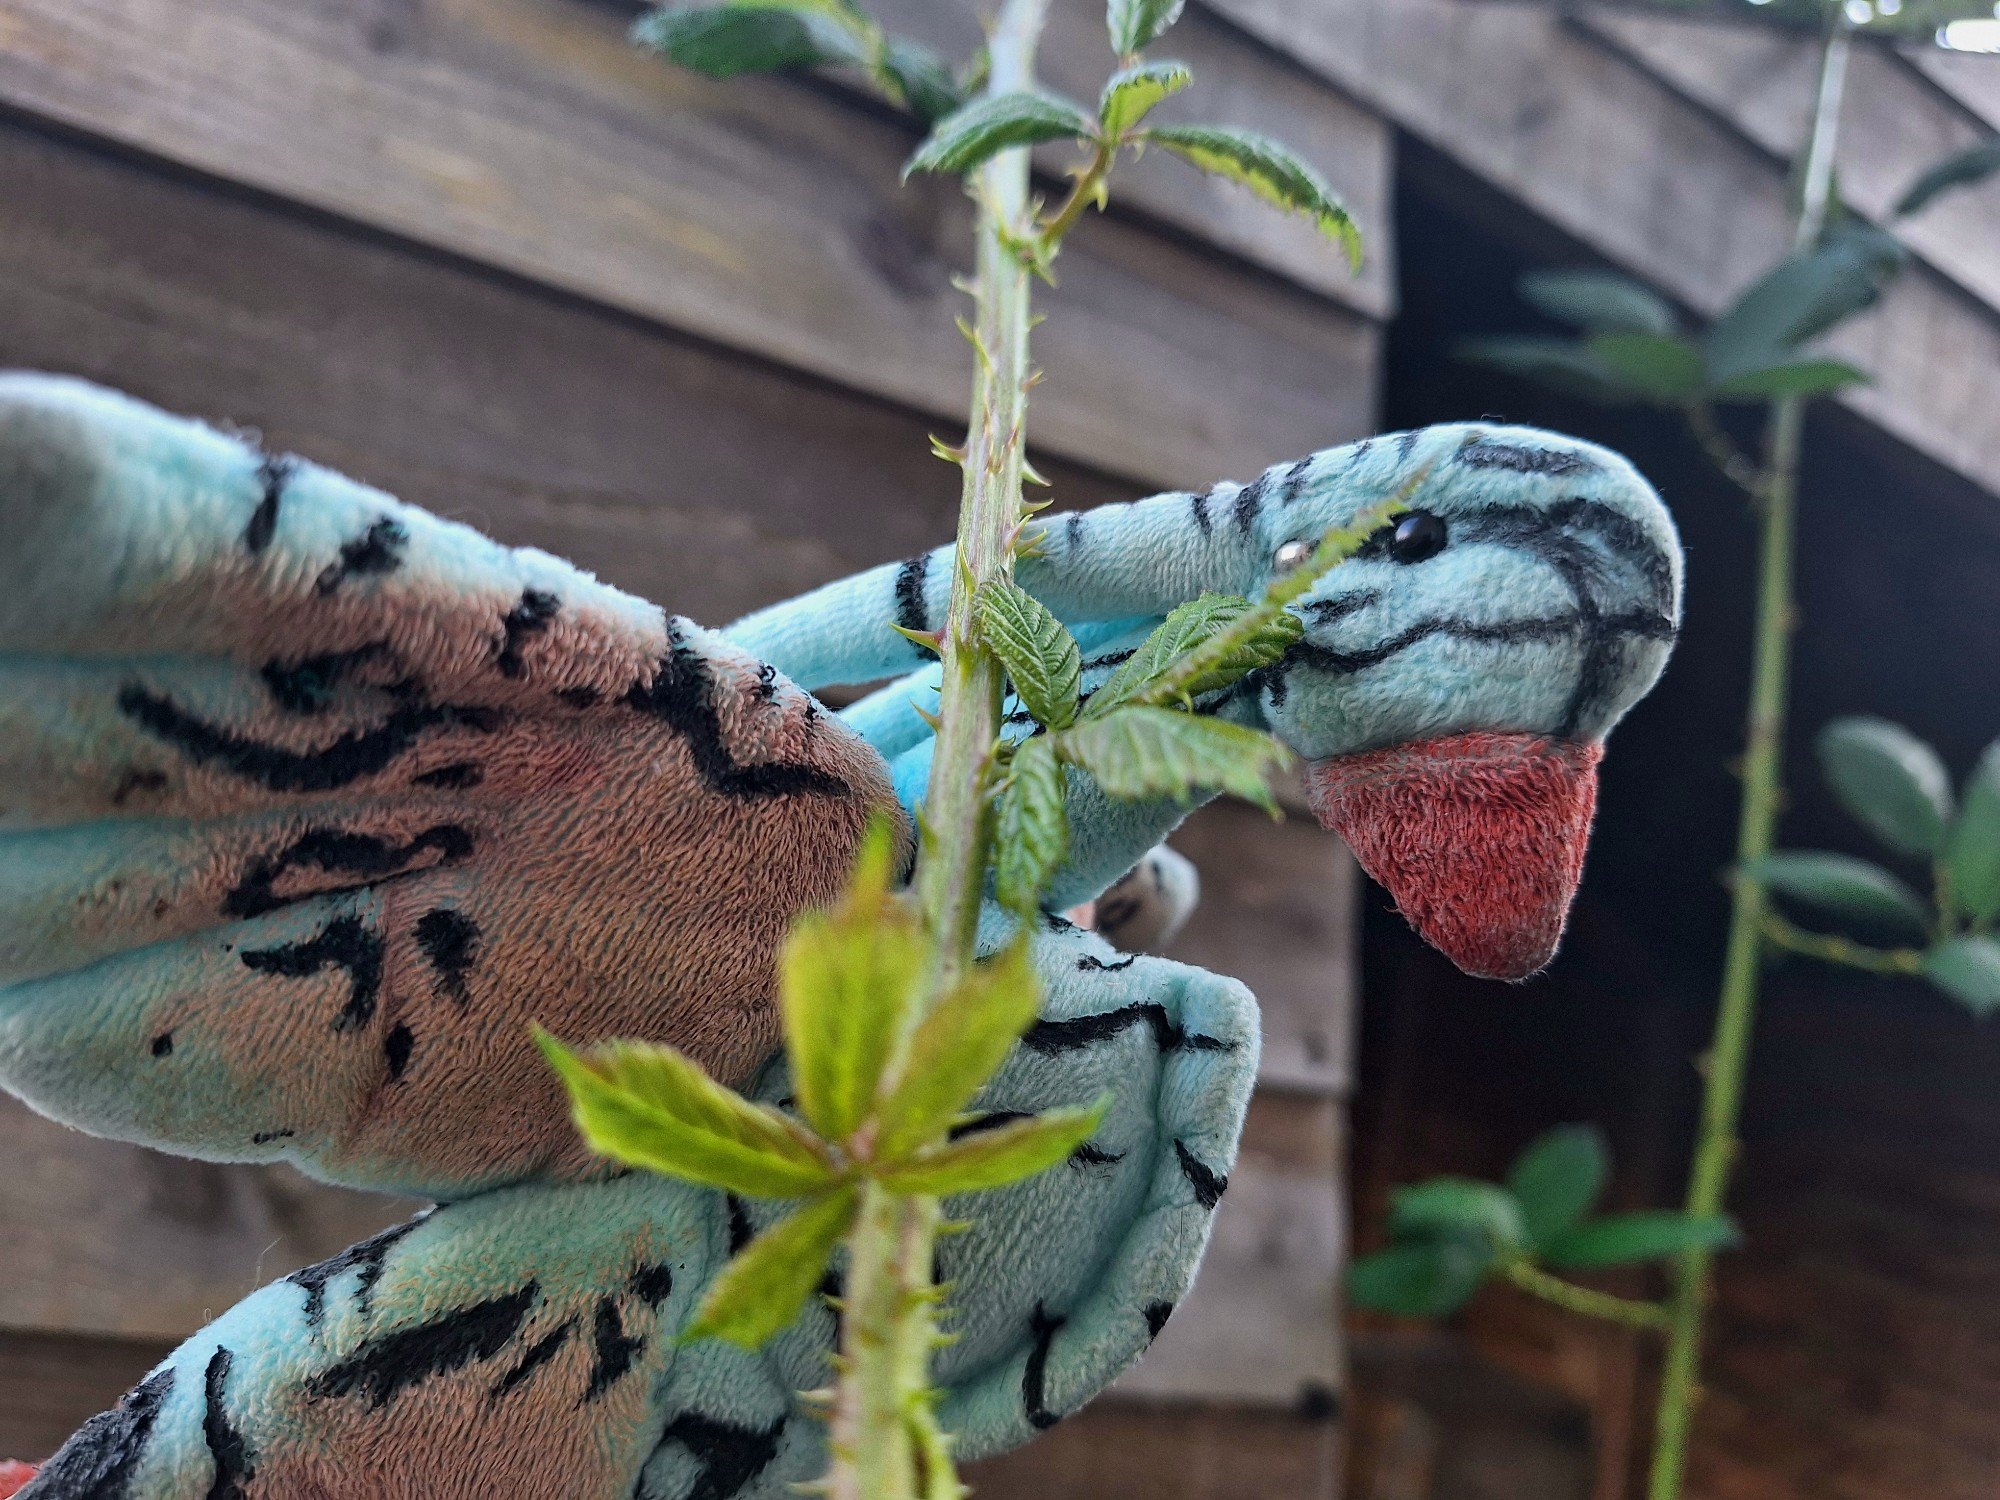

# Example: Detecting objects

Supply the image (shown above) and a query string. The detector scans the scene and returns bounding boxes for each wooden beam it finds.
[1201,0,2000,500]
[0,0,1383,490]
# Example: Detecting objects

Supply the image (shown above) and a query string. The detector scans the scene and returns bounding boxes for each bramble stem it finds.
[1646,21,1851,1500]
[1038,142,1115,249]
[1501,1259,1671,1331]
[1761,911,1926,976]
[825,3,1051,1497]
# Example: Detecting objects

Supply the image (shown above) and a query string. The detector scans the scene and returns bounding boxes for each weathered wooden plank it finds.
[1908,45,2000,133]
[1200,0,2000,500]
[1578,11,2000,315]
[0,1330,175,1462]
[0,0,1381,490]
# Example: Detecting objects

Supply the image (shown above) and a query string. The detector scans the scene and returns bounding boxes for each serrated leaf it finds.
[1543,1211,1738,1271]
[1585,332,1706,404]
[1458,337,1638,404]
[1347,1237,1493,1319]
[877,1097,1109,1194]
[1099,60,1192,137]
[976,580,1082,730]
[994,736,1069,915]
[876,939,1043,1158]
[1520,269,1677,337]
[1704,229,1906,385]
[1090,595,1254,715]
[1895,138,2000,219]
[1143,125,1361,268]
[1107,0,1187,54]
[777,816,926,1142]
[1948,741,2000,927]
[537,1030,835,1197]
[683,1187,858,1348]
[1818,716,1955,858]
[1059,706,1290,811]
[904,91,1098,179]
[1389,1177,1526,1250]
[633,6,869,77]
[1506,1126,1609,1252]
[1924,936,2000,1015]
[880,37,963,121]
[1751,852,1933,942]
[1712,358,1869,401]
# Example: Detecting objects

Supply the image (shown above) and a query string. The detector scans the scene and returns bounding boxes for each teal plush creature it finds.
[0,372,1680,1498]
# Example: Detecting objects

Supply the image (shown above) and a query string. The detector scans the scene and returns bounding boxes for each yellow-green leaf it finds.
[537,1029,833,1197]
[878,1098,1110,1194]
[1099,60,1192,138]
[1059,706,1290,811]
[905,91,1097,180]
[682,1187,858,1348]
[877,939,1043,1158]
[1143,124,1360,268]
[994,737,1069,916]
[778,816,928,1141]
[976,580,1082,730]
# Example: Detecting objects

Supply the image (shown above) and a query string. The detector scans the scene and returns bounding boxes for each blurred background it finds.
[0,2,1996,1497]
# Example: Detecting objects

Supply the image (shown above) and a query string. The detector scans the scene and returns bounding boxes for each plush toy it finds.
[0,373,1680,1498]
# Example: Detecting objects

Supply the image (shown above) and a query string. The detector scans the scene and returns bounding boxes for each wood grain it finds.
[0,0,1381,490]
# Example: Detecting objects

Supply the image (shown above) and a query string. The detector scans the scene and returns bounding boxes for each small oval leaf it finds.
[1543,1212,1739,1271]
[1142,125,1361,268]
[976,580,1082,730]
[994,737,1069,916]
[1099,60,1193,138]
[1506,1125,1610,1252]
[1925,936,2000,1016]
[1817,716,1954,858]
[1347,1237,1493,1319]
[1107,0,1187,55]
[1520,269,1677,337]
[1584,332,1706,405]
[904,91,1097,179]
[1949,741,2000,928]
[1058,706,1290,811]
[1711,358,1869,401]
[1388,1177,1525,1251]
[1751,851,1932,942]
[633,6,868,77]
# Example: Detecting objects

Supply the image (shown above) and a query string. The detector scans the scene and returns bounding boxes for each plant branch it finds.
[1501,1258,1671,1331]
[1648,20,1852,1500]
[1685,403,1764,502]
[1037,141,1114,249]
[1761,911,1926,976]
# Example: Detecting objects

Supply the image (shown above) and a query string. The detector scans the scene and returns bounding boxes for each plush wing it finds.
[0,373,899,1200]
[19,918,1258,1498]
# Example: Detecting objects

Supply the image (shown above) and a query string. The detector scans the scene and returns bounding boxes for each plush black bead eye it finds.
[1388,510,1448,564]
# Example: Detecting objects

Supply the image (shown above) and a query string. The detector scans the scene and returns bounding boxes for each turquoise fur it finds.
[0,373,1680,1497]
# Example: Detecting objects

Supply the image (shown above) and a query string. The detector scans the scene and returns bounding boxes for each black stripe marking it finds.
[308,1282,537,1410]
[1023,1003,1233,1057]
[1278,609,1674,680]
[289,1220,421,1329]
[894,555,931,640]
[110,767,168,805]
[1396,428,1423,462]
[119,685,499,794]
[201,1347,254,1500]
[1075,953,1137,972]
[497,589,560,678]
[383,1023,415,1079]
[1457,434,1597,476]
[1233,474,1270,534]
[151,1033,174,1058]
[30,1367,174,1499]
[1071,1142,1125,1167]
[1065,512,1085,550]
[488,1319,573,1402]
[1189,489,1214,537]
[1023,1303,1064,1430]
[1173,1139,1227,1209]
[225,825,473,919]
[414,908,480,1008]
[412,760,483,789]
[315,517,409,594]
[250,1128,293,1144]
[625,623,851,800]
[655,1414,786,1500]
[630,1263,675,1309]
[241,915,385,1032]
[557,685,602,709]
[752,665,778,703]
[1302,590,1382,626]
[261,643,388,715]
[1278,455,1316,507]
[243,454,294,554]
[725,1194,754,1255]
[1144,1300,1175,1342]
[581,1296,644,1403]
[948,1111,1028,1141]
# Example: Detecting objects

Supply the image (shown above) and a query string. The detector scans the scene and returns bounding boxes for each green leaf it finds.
[1099,60,1192,138]
[1388,1177,1525,1251]
[1088,593,1301,716]
[633,6,869,77]
[1818,715,1955,858]
[1143,125,1362,269]
[904,91,1098,179]
[876,939,1044,1158]
[994,736,1069,916]
[537,1030,835,1197]
[1543,1211,1738,1271]
[1703,228,1906,385]
[1751,852,1933,942]
[1458,337,1639,405]
[976,580,1082,730]
[1895,138,2000,219]
[1711,358,1869,401]
[682,1186,857,1348]
[1948,741,2000,927]
[1347,1237,1493,1319]
[1506,1126,1609,1252]
[1059,706,1290,812]
[1107,0,1187,54]
[1924,936,2000,1015]
[877,1097,1110,1194]
[1585,332,1706,404]
[880,37,964,121]
[1520,269,1677,336]
[777,816,926,1142]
